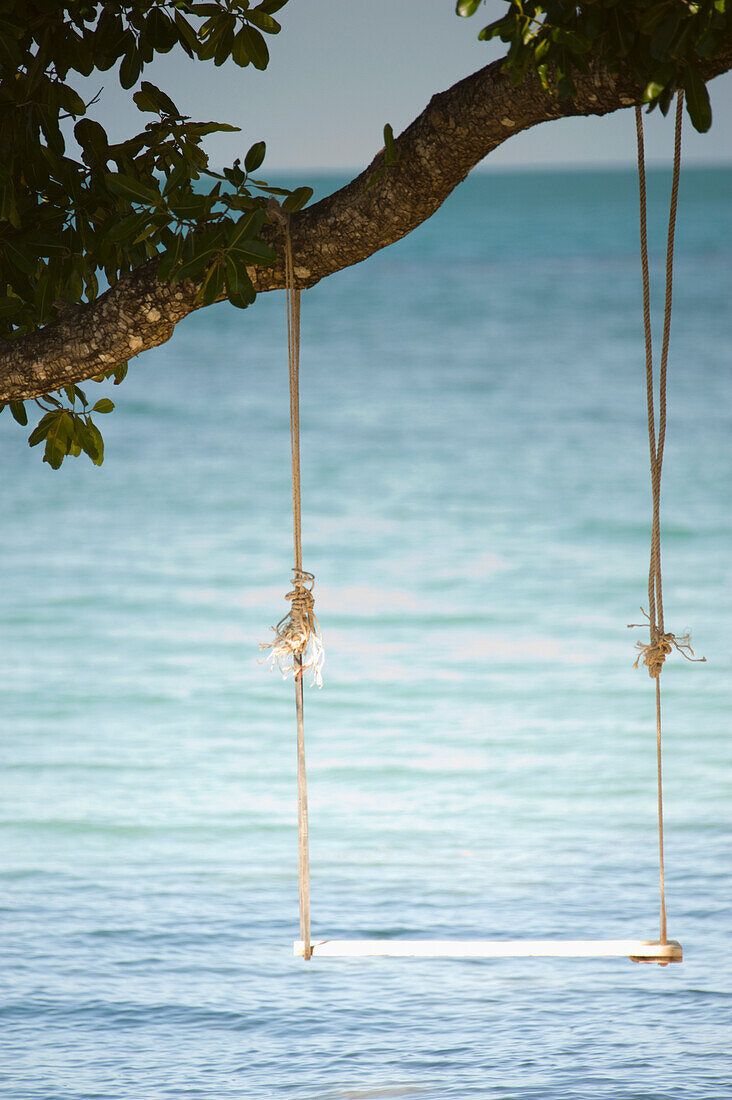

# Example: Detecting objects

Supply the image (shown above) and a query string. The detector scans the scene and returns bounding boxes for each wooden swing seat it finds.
[294,938,682,963]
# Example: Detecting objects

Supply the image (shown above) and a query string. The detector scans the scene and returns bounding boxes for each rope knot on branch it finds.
[260,569,325,688]
[629,608,705,678]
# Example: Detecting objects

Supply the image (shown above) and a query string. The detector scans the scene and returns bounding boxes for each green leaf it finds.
[56,83,87,117]
[184,120,240,136]
[238,24,269,69]
[684,66,712,132]
[534,38,550,63]
[157,234,184,280]
[86,422,105,465]
[4,240,39,277]
[44,439,65,469]
[226,208,266,248]
[169,251,216,284]
[244,141,266,174]
[106,172,162,207]
[73,419,97,460]
[478,17,507,42]
[92,398,115,413]
[0,23,22,69]
[281,186,313,213]
[107,210,151,243]
[650,12,683,62]
[66,263,85,303]
[173,10,199,53]
[223,159,246,188]
[168,192,210,220]
[90,362,128,386]
[227,287,256,309]
[132,220,162,245]
[232,26,250,65]
[214,23,236,66]
[163,158,189,196]
[0,182,20,228]
[28,411,59,448]
[200,261,225,306]
[74,118,109,163]
[34,276,56,321]
[9,401,27,426]
[246,10,281,33]
[383,122,398,166]
[133,80,179,116]
[229,239,276,265]
[40,410,74,467]
[145,6,178,51]
[456,0,482,16]
[85,270,99,301]
[94,9,124,60]
[0,295,23,319]
[223,252,247,296]
[642,80,665,104]
[119,46,141,89]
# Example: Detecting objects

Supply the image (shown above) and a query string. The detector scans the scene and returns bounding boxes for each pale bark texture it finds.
[1,45,731,403]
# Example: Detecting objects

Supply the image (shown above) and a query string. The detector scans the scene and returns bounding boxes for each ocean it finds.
[1,166,730,1099]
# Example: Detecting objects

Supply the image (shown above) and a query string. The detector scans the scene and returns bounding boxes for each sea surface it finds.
[1,166,731,1100]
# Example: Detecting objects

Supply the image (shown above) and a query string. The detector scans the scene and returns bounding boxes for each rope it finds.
[259,208,321,960]
[260,212,324,690]
[631,93,703,947]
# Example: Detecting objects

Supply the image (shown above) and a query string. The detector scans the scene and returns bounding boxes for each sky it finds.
[89,0,732,174]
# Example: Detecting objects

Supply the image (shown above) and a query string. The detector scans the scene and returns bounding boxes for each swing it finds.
[263,96,701,966]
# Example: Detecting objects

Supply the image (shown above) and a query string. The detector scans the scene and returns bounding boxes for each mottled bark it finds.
[2,45,731,402]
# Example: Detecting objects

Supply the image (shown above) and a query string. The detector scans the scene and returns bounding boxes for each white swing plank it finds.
[294,939,682,962]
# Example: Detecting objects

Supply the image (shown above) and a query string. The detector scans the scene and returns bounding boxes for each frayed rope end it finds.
[260,569,325,688]
[628,607,706,678]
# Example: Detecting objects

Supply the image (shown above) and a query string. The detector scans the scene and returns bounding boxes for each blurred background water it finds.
[0,166,730,1099]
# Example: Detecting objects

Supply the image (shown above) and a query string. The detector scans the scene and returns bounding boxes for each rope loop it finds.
[261,569,325,687]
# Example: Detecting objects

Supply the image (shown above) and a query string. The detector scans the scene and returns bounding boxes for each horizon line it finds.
[236,159,732,176]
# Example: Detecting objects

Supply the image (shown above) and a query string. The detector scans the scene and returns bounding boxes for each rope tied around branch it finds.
[629,608,705,679]
[260,569,325,687]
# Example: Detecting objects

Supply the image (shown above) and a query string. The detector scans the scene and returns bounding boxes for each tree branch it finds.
[2,43,731,402]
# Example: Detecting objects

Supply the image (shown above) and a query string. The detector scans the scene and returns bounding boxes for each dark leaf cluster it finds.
[0,0,313,468]
[458,0,730,132]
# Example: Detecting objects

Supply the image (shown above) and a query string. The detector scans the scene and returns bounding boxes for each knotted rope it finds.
[261,568,324,687]
[631,93,704,949]
[259,205,319,959]
[629,608,704,680]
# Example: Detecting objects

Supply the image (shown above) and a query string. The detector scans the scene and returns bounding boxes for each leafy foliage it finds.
[0,0,312,467]
[459,1,730,132]
[2,2,726,469]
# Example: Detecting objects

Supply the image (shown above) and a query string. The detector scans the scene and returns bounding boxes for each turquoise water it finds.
[1,167,731,1099]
